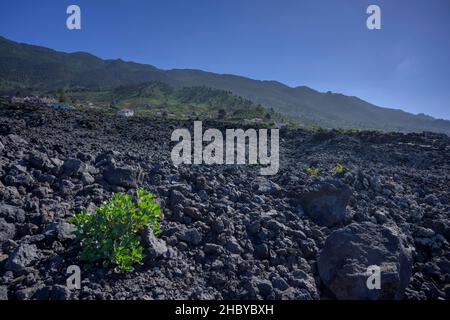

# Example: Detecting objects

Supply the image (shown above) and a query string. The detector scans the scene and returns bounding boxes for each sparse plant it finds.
[70,188,162,272]
[306,166,320,176]
[330,163,346,175]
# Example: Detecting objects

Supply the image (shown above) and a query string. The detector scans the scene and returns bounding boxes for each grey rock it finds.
[300,179,352,227]
[81,172,95,185]
[184,207,202,220]
[178,228,202,245]
[61,158,85,176]
[370,176,382,193]
[50,284,70,300]
[272,276,289,291]
[4,173,34,188]
[29,152,53,171]
[254,243,269,259]
[204,243,223,255]
[0,285,7,300]
[170,190,187,209]
[103,166,142,188]
[256,279,274,298]
[5,243,39,272]
[0,204,25,223]
[318,222,413,300]
[252,177,282,195]
[225,237,243,254]
[198,190,209,201]
[142,225,168,260]
[44,222,76,241]
[7,134,27,145]
[0,218,16,243]
[16,287,38,300]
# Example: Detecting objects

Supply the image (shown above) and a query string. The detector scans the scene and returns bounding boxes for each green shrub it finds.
[306,166,320,176]
[70,188,162,272]
[330,163,346,175]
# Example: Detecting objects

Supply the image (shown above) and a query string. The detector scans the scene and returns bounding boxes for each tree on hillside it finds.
[218,109,227,120]
[58,89,68,103]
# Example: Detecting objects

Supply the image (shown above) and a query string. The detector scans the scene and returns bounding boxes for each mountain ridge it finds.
[1,35,449,134]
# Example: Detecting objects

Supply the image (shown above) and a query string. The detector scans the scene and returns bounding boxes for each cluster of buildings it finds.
[116,109,134,117]
[8,95,84,110]
[11,96,57,106]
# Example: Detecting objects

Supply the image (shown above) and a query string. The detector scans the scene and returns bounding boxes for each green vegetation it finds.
[59,82,289,123]
[2,35,449,134]
[70,188,162,272]
[330,163,346,175]
[306,166,320,176]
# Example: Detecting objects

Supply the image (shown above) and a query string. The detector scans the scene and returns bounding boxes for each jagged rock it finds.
[300,179,352,226]
[0,285,7,300]
[103,166,142,188]
[252,177,282,195]
[5,243,39,272]
[43,222,76,242]
[7,134,27,145]
[50,285,70,300]
[204,243,222,255]
[184,207,202,220]
[0,218,16,243]
[255,279,274,298]
[61,158,85,177]
[141,225,168,260]
[318,222,413,300]
[0,204,26,223]
[178,228,202,245]
[4,173,34,189]
[29,151,53,171]
[81,172,95,185]
[170,190,187,209]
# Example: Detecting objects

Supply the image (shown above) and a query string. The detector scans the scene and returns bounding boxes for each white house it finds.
[117,109,134,117]
[275,123,288,129]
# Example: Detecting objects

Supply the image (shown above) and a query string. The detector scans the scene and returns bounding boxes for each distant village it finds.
[2,94,136,118]
[1,94,290,128]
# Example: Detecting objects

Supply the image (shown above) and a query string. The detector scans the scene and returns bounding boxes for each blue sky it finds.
[0,0,449,119]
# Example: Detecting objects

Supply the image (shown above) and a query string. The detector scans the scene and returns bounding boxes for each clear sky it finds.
[0,0,449,119]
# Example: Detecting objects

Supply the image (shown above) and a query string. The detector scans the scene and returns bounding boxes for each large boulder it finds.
[103,166,142,188]
[300,179,352,226]
[318,222,413,300]
[61,158,86,177]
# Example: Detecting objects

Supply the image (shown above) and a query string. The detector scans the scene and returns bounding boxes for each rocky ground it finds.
[0,103,449,300]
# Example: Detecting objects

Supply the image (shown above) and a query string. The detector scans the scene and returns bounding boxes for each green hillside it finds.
[1,35,449,134]
[61,82,288,122]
